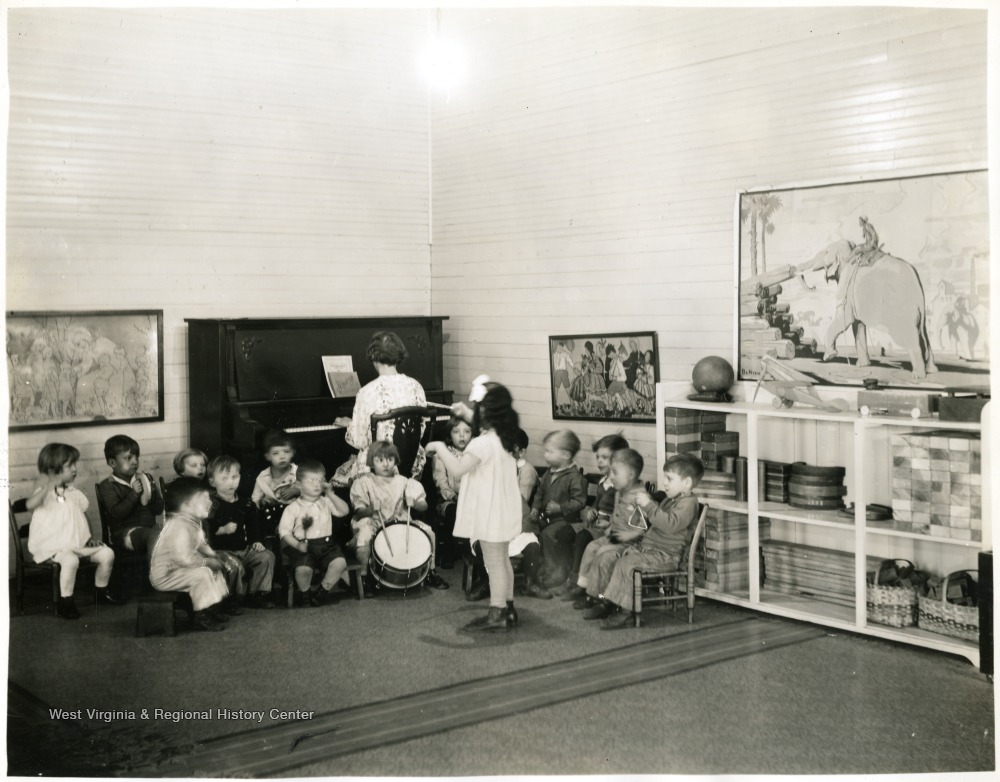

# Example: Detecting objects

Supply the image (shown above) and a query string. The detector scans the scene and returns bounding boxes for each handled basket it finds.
[917,570,979,642]
[866,559,919,628]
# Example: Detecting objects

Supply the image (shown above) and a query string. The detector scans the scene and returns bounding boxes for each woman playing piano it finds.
[332,331,428,486]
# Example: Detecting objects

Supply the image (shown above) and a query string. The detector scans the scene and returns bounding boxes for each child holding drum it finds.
[349,441,449,590]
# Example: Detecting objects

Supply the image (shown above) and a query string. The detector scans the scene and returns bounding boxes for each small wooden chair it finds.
[135,591,195,637]
[632,503,708,627]
[370,405,435,478]
[283,548,366,608]
[9,498,98,615]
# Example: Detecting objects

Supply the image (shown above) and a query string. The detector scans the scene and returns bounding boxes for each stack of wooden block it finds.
[663,407,727,458]
[762,461,792,502]
[890,431,983,541]
[761,540,881,606]
[700,431,739,470]
[699,508,769,592]
[698,470,737,500]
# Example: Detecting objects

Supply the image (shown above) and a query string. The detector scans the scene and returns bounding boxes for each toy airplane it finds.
[752,355,850,412]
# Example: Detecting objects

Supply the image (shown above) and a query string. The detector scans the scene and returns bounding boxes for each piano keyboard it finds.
[286,424,344,433]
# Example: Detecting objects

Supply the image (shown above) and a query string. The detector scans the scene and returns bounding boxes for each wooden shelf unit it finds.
[656,382,991,666]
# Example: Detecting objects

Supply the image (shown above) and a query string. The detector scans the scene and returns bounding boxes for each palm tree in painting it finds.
[741,193,783,277]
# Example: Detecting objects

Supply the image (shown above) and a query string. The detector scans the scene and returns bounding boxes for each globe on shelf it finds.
[688,356,735,403]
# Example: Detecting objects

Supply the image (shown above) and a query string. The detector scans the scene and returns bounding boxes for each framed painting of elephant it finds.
[736,169,989,391]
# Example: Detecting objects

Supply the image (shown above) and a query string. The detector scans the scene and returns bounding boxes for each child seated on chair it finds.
[554,433,629,598]
[529,429,589,587]
[278,460,352,607]
[150,477,232,632]
[350,440,449,590]
[571,448,650,607]
[584,453,703,628]
[26,443,121,619]
[97,434,164,559]
[207,454,277,609]
[251,429,301,544]
[431,415,473,569]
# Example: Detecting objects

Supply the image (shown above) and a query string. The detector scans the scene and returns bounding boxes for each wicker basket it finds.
[866,559,919,628]
[917,570,979,642]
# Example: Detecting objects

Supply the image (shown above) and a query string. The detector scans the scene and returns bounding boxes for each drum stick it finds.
[425,401,453,411]
[378,516,395,557]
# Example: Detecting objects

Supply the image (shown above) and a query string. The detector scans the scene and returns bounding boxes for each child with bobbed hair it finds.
[431,415,473,569]
[26,443,121,619]
[172,448,208,480]
[530,429,589,587]
[350,441,449,590]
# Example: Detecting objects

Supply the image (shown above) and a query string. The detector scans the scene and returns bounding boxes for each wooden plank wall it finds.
[5,8,432,516]
[429,7,989,481]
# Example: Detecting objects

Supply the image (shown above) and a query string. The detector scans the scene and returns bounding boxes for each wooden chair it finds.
[9,498,98,615]
[283,550,366,608]
[369,405,435,478]
[632,503,709,627]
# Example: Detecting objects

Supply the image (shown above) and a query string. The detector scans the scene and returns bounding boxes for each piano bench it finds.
[284,558,366,608]
[135,591,194,638]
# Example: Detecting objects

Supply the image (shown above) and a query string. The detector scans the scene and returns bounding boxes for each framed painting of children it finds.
[7,309,165,431]
[736,168,989,391]
[548,332,659,423]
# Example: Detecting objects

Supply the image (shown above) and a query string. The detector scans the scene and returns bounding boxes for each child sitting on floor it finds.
[350,440,448,590]
[277,460,352,607]
[26,443,121,619]
[572,448,650,609]
[583,453,703,627]
[207,454,277,609]
[150,477,232,632]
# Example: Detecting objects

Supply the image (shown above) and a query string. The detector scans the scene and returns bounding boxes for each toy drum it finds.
[370,521,432,589]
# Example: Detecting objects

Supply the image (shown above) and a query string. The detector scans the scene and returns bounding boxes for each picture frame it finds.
[736,168,990,391]
[549,332,659,422]
[6,309,165,431]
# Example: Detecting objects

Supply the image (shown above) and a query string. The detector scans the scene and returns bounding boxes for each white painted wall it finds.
[5,8,433,518]
[429,7,989,481]
[4,6,991,504]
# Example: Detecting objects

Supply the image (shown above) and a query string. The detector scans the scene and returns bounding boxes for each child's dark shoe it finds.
[506,600,518,626]
[561,585,587,602]
[222,599,244,616]
[466,581,490,601]
[309,586,334,607]
[524,581,553,599]
[600,608,633,630]
[583,600,614,620]
[464,606,511,632]
[56,596,80,620]
[572,595,595,610]
[190,610,225,632]
[425,571,450,590]
[95,587,124,606]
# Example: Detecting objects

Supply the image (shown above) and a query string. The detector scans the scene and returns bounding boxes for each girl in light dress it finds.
[26,443,120,619]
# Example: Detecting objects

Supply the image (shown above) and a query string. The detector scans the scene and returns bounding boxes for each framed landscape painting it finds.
[737,168,989,391]
[549,332,659,422]
[7,309,165,431]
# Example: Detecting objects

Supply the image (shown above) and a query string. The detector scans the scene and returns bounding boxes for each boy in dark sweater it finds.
[529,429,589,586]
[207,454,276,609]
[97,434,164,559]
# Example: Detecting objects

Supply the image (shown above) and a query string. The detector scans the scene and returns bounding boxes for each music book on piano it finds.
[322,355,361,398]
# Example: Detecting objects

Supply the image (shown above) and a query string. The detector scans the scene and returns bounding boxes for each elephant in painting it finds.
[798,239,937,379]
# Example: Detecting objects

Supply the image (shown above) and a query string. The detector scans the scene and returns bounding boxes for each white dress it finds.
[27,486,92,563]
[453,431,521,546]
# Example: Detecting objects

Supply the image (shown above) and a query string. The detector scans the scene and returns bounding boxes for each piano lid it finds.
[231,321,444,402]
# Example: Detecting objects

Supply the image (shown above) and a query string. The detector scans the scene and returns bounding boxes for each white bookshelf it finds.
[656,381,991,667]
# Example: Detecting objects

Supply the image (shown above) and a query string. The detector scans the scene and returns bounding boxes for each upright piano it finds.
[186,316,452,488]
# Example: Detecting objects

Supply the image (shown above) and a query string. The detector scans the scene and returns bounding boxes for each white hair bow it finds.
[469,374,491,403]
